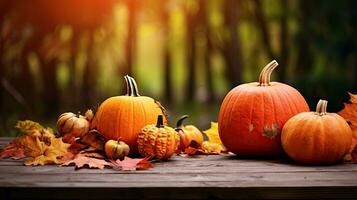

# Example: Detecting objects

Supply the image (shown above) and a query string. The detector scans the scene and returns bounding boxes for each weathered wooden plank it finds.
[1,155,356,173]
[1,172,357,187]
[1,187,356,200]
[0,137,13,142]
[0,163,356,174]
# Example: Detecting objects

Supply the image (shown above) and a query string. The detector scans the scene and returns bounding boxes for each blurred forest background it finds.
[0,0,356,136]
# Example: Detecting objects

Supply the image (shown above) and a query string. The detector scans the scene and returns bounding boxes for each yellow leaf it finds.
[25,137,70,166]
[203,122,223,145]
[15,120,44,134]
[201,141,225,154]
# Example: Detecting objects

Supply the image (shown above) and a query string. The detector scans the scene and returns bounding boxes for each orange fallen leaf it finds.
[338,92,357,163]
[62,154,111,169]
[0,142,25,160]
[111,157,152,171]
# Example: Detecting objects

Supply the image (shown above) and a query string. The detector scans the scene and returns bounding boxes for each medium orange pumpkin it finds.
[218,60,309,156]
[282,100,352,165]
[91,76,167,154]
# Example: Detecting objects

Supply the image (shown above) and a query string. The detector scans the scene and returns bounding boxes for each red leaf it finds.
[112,157,152,171]
[0,143,26,160]
[338,92,357,163]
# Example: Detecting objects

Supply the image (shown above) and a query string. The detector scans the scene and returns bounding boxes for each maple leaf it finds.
[15,120,44,133]
[203,122,223,145]
[0,142,25,160]
[19,135,47,158]
[339,92,357,130]
[111,157,152,171]
[62,154,111,169]
[25,137,70,166]
[338,92,357,163]
[0,133,46,160]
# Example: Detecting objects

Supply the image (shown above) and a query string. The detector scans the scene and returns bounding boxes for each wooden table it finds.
[0,137,356,200]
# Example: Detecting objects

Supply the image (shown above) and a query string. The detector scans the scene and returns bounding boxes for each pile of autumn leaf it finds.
[0,120,225,170]
[0,121,153,170]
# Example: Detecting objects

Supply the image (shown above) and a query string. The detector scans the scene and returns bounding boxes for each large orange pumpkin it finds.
[218,60,309,157]
[91,76,167,154]
[282,100,352,165]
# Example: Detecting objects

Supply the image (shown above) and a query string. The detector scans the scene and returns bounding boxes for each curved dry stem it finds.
[124,75,140,97]
[258,60,279,86]
[176,115,189,129]
[315,99,328,115]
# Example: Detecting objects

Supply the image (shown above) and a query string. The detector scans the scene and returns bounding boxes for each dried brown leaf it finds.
[62,154,111,169]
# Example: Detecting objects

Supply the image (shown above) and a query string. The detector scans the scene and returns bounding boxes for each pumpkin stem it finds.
[258,60,279,86]
[156,115,164,128]
[124,75,140,97]
[175,115,189,131]
[315,99,328,115]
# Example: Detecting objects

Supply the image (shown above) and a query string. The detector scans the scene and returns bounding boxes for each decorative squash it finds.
[175,115,204,150]
[218,60,309,156]
[105,140,130,160]
[137,115,180,160]
[282,100,352,165]
[56,109,93,138]
[91,76,167,154]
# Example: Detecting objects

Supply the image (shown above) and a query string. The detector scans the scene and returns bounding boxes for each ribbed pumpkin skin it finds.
[92,96,165,154]
[218,81,309,157]
[282,109,352,165]
[92,76,166,154]
[138,117,180,160]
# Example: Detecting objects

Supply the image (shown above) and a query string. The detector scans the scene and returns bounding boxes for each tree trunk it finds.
[296,0,312,75]
[223,0,243,87]
[200,0,215,102]
[161,2,173,103]
[279,0,289,81]
[252,0,276,59]
[185,4,197,102]
[40,58,59,117]
[82,32,95,109]
[123,0,138,77]
[69,32,79,109]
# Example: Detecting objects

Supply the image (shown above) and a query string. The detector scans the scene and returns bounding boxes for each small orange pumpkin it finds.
[282,99,352,165]
[137,115,180,160]
[105,140,130,160]
[92,76,167,154]
[175,115,204,150]
[56,110,93,138]
[218,60,309,156]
